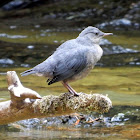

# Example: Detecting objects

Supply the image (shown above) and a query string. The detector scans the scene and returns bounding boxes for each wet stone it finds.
[0,58,14,64]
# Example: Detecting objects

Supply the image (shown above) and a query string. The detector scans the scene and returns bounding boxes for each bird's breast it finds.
[88,45,103,65]
[95,45,103,60]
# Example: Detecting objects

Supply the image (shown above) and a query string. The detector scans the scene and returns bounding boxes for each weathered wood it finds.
[0,71,112,125]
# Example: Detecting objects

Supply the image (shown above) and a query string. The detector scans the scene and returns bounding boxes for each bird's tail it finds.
[20,69,35,76]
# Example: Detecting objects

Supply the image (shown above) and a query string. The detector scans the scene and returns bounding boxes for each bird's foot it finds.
[67,88,80,96]
[72,91,81,96]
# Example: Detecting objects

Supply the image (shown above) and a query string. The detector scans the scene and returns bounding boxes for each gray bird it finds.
[21,26,113,96]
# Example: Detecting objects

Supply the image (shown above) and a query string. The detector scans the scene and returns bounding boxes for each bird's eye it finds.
[95,32,98,35]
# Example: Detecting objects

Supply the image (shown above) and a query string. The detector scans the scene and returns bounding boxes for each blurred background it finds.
[0,0,140,139]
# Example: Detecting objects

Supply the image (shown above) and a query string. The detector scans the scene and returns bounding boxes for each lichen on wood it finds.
[66,93,112,113]
[33,92,112,116]
[0,71,112,124]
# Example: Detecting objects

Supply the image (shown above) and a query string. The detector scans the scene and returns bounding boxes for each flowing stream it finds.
[0,25,140,139]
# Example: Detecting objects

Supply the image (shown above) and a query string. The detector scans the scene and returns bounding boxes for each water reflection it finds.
[1,122,139,139]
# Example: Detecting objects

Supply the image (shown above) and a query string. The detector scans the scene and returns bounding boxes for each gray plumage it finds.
[21,26,113,95]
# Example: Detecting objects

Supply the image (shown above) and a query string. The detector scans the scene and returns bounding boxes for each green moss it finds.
[37,95,59,114]
[34,92,112,115]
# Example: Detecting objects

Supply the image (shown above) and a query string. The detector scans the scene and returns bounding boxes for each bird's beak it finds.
[103,33,113,37]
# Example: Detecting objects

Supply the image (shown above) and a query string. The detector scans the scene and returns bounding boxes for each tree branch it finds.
[0,71,112,125]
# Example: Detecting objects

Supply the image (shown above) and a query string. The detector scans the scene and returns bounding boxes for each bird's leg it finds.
[62,81,75,94]
[66,83,79,96]
[62,81,79,96]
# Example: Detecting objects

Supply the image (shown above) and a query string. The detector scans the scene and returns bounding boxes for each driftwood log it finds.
[0,71,112,125]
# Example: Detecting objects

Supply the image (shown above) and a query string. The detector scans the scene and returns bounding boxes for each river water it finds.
[0,25,140,139]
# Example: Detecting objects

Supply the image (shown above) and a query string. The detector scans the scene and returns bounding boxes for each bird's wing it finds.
[47,49,87,85]
[56,39,76,50]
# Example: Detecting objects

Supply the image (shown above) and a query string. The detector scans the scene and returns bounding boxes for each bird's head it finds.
[79,26,113,44]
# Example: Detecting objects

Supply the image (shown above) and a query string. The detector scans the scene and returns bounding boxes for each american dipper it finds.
[21,26,113,96]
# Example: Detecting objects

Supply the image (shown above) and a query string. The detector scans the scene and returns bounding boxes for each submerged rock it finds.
[124,2,140,22]
[9,25,17,29]
[103,45,138,55]
[97,18,136,30]
[0,0,139,31]
[0,58,14,65]
[15,106,140,129]
[98,52,140,66]
[111,19,132,26]
[20,63,30,67]
[0,33,27,39]
[100,39,138,55]
[0,124,23,132]
[2,0,41,11]
[27,45,35,49]
[111,113,125,122]
[100,39,112,46]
